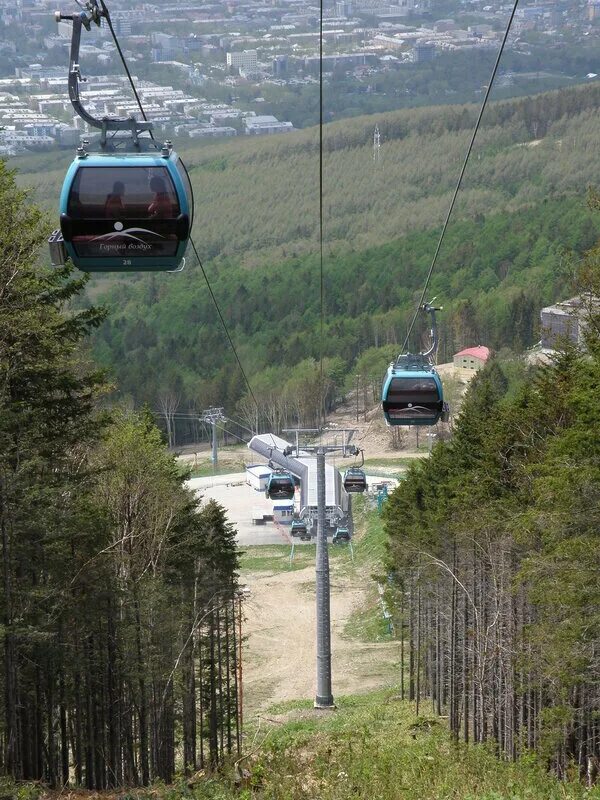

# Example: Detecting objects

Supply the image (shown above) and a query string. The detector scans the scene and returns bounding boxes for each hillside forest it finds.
[383,245,600,778]
[3,55,600,798]
[27,82,600,427]
[0,163,241,786]
[6,189,598,791]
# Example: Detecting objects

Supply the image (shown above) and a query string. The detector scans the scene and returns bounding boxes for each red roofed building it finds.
[453,345,491,371]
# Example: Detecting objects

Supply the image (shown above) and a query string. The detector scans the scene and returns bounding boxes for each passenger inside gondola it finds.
[148,176,173,218]
[104,181,125,217]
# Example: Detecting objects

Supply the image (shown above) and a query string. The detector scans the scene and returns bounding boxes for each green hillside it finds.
[92,195,596,416]
[17,83,600,266]
[18,83,600,418]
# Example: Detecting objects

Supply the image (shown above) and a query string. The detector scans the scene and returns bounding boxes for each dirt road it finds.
[241,560,399,717]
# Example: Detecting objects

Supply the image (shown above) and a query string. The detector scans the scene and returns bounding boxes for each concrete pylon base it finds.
[314,696,336,709]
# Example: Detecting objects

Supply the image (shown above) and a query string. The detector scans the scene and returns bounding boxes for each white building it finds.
[188,126,237,138]
[246,464,273,492]
[226,49,258,71]
[540,296,595,350]
[244,115,293,135]
[273,502,294,525]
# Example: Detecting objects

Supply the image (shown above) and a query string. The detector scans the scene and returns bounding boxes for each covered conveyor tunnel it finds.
[248,434,351,531]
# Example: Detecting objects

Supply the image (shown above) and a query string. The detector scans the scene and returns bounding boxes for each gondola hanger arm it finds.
[421,301,442,360]
[56,1,153,144]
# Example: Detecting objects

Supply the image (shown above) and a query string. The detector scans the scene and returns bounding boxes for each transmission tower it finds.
[201,407,225,471]
[373,124,381,164]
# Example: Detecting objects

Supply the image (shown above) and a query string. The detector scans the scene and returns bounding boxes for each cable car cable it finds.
[224,416,258,436]
[318,0,324,412]
[214,423,250,445]
[98,0,155,139]
[94,1,259,409]
[188,237,258,408]
[400,0,520,355]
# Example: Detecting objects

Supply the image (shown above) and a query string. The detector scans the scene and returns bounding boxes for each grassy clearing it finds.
[366,470,407,481]
[350,502,387,567]
[186,460,246,479]
[239,545,315,573]
[363,457,421,469]
[8,691,597,799]
[343,589,392,643]
[342,507,393,642]
[226,690,600,800]
[240,540,359,574]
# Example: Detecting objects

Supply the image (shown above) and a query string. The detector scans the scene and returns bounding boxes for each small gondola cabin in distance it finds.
[266,471,295,500]
[343,467,367,493]
[381,355,445,427]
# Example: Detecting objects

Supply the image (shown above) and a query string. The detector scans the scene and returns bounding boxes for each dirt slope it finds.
[241,559,399,717]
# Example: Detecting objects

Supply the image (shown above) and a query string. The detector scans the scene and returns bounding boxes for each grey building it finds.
[413,41,435,62]
[540,296,593,349]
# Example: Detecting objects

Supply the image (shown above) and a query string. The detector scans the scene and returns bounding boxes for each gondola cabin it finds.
[291,519,308,538]
[332,526,351,544]
[343,467,367,494]
[382,355,445,427]
[56,147,193,272]
[266,471,295,501]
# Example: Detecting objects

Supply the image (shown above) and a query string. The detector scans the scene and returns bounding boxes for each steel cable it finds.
[400,0,520,355]
[97,0,258,409]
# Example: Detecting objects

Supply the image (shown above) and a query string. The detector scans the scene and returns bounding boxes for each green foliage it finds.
[381,221,600,769]
[202,690,597,800]
[0,163,241,786]
[19,82,600,266]
[351,503,388,565]
[187,459,246,478]
[16,84,600,420]
[240,545,315,573]
[89,194,590,416]
[344,593,392,643]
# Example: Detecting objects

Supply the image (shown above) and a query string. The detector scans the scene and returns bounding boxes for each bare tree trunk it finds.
[1,497,19,778]
[409,577,415,702]
[134,597,150,785]
[415,585,422,716]
[463,588,469,744]
[400,588,405,701]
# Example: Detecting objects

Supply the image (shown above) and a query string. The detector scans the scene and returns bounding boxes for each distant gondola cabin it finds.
[343,468,367,493]
[266,471,295,500]
[381,355,445,427]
